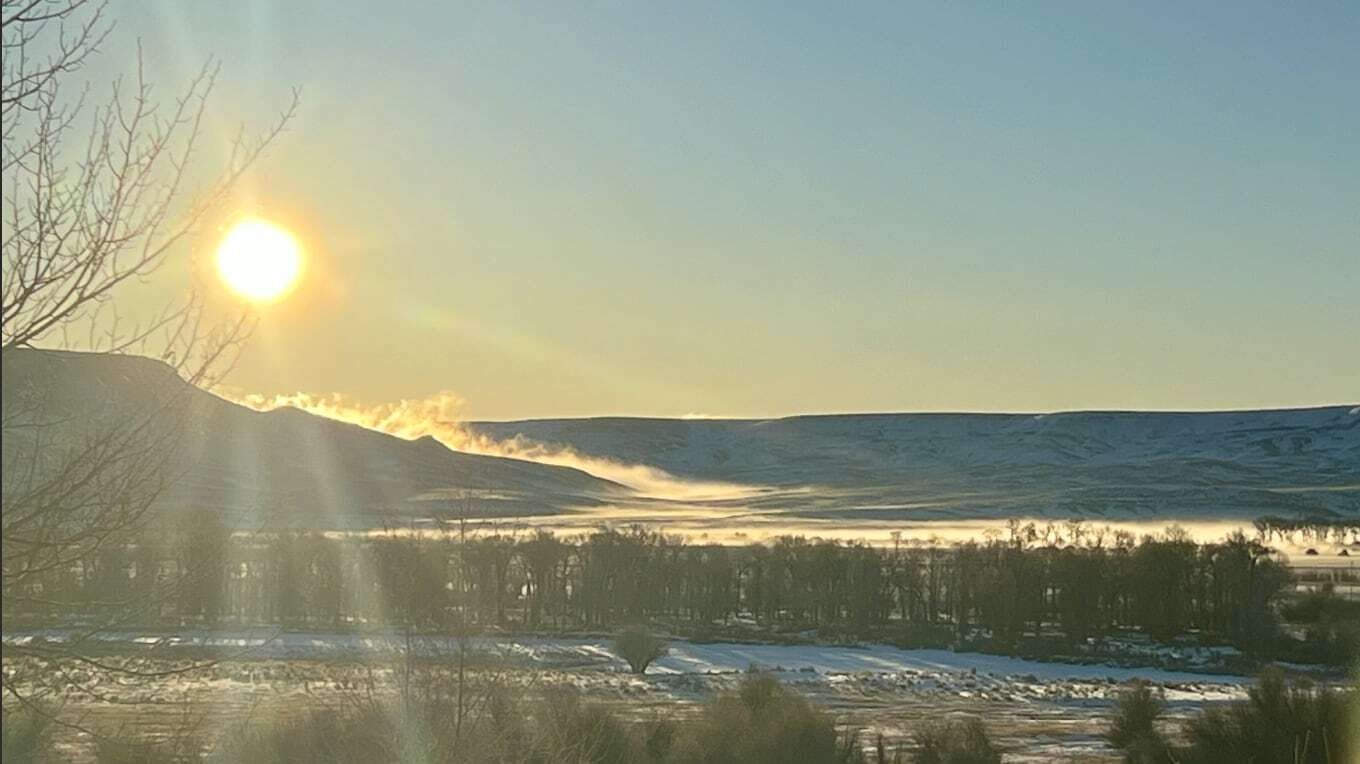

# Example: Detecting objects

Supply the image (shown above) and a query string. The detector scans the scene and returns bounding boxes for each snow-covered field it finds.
[0,628,1252,693]
[4,629,1260,761]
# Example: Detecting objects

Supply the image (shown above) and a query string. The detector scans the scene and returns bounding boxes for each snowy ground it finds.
[4,629,1261,761]
[3,628,1254,688]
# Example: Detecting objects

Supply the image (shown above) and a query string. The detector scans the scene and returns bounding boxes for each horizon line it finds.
[470,402,1360,424]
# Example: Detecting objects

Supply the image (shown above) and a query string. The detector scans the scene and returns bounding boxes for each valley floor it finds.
[3,629,1267,762]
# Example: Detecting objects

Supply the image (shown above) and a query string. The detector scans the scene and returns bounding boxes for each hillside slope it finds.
[469,408,1360,521]
[5,349,1354,526]
[1,349,620,526]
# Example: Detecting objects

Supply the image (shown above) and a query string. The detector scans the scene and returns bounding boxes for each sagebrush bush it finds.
[643,718,677,761]
[210,704,398,763]
[1178,667,1357,764]
[529,689,642,763]
[614,626,669,674]
[669,674,862,764]
[1,705,53,764]
[911,717,999,764]
[209,685,652,763]
[1106,680,1171,763]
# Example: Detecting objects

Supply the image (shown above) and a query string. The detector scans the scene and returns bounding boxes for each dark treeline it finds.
[8,515,1321,659]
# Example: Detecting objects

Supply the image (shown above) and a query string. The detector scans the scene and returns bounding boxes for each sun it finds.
[215,219,303,302]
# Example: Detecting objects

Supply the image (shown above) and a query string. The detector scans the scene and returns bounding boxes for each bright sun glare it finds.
[215,219,302,302]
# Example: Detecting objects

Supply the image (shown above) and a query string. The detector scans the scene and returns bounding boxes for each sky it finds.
[106,2,1357,419]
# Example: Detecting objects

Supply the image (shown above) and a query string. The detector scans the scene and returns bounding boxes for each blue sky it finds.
[118,2,1357,418]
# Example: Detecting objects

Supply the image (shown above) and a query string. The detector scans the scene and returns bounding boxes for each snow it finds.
[466,406,1360,525]
[650,642,1236,685]
[3,629,1250,703]
[2,628,1290,761]
[11,352,1359,535]
[471,406,1360,486]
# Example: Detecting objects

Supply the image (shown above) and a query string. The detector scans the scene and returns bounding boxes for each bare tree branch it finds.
[1,0,297,702]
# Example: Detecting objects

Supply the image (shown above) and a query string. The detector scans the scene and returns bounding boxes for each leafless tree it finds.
[1,0,297,719]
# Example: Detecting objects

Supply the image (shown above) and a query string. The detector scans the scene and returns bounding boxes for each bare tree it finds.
[1,0,297,716]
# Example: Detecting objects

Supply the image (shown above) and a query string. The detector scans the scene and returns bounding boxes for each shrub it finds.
[1,705,53,764]
[670,674,862,763]
[210,705,397,763]
[1179,667,1357,764]
[912,717,1000,764]
[614,625,669,674]
[464,683,532,762]
[529,689,641,763]
[1106,681,1171,763]
[1281,590,1360,624]
[642,718,677,761]
[1280,591,1360,667]
[210,685,646,764]
[1300,619,1360,668]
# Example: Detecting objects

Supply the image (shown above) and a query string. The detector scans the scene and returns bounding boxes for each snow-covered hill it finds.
[468,409,1360,521]
[5,349,1354,527]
